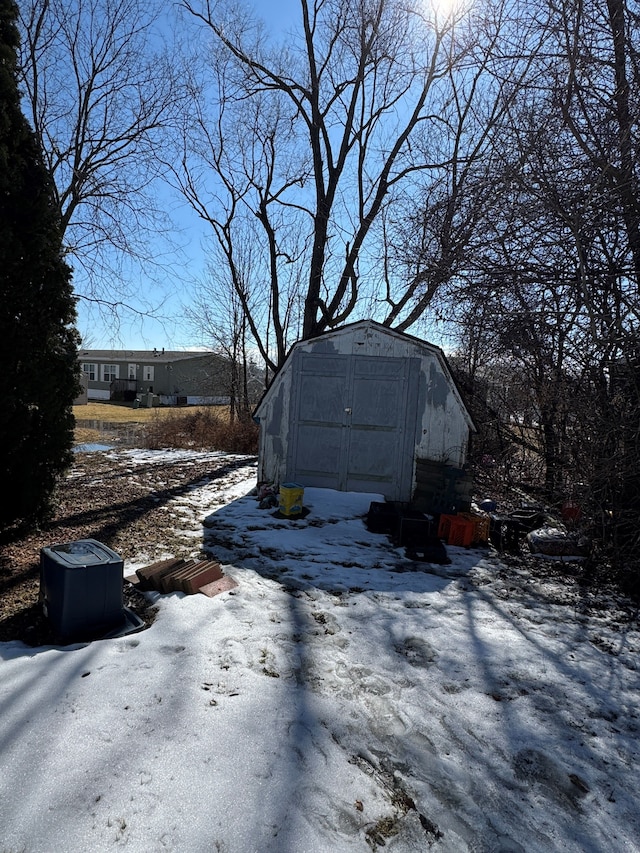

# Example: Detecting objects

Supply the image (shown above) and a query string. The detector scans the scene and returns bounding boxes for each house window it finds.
[143,365,155,382]
[82,363,97,381]
[102,364,119,382]
[128,363,137,380]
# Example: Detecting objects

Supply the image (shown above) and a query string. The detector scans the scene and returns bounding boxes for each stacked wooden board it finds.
[126,556,237,597]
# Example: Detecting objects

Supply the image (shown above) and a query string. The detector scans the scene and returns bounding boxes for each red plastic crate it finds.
[460,512,490,545]
[447,516,475,547]
[437,514,458,539]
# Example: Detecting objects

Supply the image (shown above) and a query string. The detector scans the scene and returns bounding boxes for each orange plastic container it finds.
[447,516,475,547]
[437,514,458,539]
[460,512,490,545]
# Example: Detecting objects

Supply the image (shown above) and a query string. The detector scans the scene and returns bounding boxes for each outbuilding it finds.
[254,320,476,509]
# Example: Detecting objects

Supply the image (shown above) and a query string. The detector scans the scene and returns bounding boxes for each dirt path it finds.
[0,449,257,645]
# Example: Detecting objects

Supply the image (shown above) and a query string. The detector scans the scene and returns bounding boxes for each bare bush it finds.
[144,408,258,454]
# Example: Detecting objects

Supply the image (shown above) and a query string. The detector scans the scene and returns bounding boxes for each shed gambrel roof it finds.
[256,319,476,432]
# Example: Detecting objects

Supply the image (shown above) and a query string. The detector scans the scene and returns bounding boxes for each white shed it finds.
[254,320,475,505]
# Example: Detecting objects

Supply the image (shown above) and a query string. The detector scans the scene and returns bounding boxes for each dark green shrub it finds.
[0,0,80,531]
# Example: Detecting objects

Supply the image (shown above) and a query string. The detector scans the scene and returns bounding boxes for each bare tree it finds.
[171,52,307,372]
[172,0,542,365]
[18,0,186,325]
[554,0,640,291]
[447,87,639,500]
[441,0,640,582]
[548,0,640,578]
[185,251,263,421]
[382,0,549,332]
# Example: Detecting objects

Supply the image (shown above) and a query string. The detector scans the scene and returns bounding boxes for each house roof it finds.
[78,349,216,363]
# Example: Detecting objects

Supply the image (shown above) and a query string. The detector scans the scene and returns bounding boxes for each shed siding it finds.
[257,366,293,485]
[255,321,474,498]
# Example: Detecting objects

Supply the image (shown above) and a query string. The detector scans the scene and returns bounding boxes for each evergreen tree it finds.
[0,0,80,530]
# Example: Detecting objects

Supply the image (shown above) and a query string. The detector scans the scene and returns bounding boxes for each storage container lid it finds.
[41,539,122,568]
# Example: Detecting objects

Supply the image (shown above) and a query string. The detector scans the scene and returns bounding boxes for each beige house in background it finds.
[78,349,233,406]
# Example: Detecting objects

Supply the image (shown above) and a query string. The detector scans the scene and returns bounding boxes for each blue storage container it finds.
[40,539,124,639]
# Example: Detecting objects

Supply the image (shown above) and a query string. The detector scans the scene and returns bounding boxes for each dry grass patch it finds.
[73,401,227,425]
[73,402,237,449]
[145,407,258,453]
[72,401,256,453]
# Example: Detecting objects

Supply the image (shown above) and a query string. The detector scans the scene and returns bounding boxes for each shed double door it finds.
[288,352,420,500]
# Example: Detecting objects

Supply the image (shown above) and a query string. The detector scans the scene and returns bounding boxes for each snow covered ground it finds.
[1,449,639,852]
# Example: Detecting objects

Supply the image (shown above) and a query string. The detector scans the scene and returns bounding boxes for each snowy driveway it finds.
[1,452,639,852]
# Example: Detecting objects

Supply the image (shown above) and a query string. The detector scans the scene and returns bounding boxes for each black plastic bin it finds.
[394,508,433,547]
[366,501,401,534]
[40,539,124,639]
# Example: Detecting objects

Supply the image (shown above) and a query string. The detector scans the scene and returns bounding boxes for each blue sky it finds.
[76,0,301,353]
[75,0,452,355]
[76,186,212,352]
